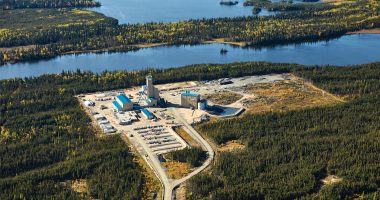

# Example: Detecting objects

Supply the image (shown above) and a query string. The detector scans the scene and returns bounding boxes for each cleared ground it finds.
[68,179,89,197]
[163,161,191,179]
[347,28,380,35]
[204,91,243,105]
[174,184,188,200]
[240,75,343,114]
[322,175,343,185]
[217,140,245,152]
[174,127,202,148]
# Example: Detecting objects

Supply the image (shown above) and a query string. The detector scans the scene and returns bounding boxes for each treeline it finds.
[1,0,100,9]
[266,2,333,12]
[244,0,332,12]
[1,0,380,65]
[0,9,118,47]
[0,39,138,66]
[190,63,380,199]
[166,147,207,167]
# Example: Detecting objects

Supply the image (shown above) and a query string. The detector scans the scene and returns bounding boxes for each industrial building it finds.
[198,99,208,110]
[113,94,133,111]
[141,108,155,119]
[140,75,160,106]
[181,91,207,110]
[115,111,139,125]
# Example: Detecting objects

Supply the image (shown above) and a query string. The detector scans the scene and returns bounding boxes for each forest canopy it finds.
[1,0,380,65]
[190,63,380,200]
[1,0,100,9]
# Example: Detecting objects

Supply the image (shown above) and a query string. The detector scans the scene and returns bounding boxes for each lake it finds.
[88,0,274,24]
[1,34,379,80]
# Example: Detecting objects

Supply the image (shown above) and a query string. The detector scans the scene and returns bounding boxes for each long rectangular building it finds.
[141,108,155,119]
[113,94,133,111]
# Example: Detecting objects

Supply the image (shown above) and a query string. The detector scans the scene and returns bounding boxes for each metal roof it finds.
[116,94,132,104]
[112,101,123,110]
[181,91,200,97]
[141,109,154,118]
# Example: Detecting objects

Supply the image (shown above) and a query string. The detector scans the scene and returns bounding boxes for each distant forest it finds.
[1,0,380,65]
[0,61,379,199]
[1,0,100,9]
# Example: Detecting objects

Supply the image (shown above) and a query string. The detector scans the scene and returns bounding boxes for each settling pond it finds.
[1,34,379,80]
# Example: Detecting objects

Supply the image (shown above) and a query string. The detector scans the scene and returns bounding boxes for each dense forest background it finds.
[1,0,380,65]
[0,61,379,199]
[0,0,100,9]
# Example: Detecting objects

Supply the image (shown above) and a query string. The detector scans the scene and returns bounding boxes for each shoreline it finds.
[3,27,380,55]
[0,31,378,66]
[346,29,380,35]
[203,38,247,47]
[0,39,243,66]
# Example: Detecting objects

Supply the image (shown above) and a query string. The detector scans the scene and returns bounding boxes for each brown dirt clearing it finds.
[205,91,243,105]
[0,45,36,52]
[67,179,89,197]
[175,184,188,200]
[241,75,344,114]
[218,140,245,152]
[347,29,380,35]
[163,161,191,179]
[322,175,343,185]
[204,38,247,47]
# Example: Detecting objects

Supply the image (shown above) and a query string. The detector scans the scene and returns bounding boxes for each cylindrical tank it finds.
[198,100,208,110]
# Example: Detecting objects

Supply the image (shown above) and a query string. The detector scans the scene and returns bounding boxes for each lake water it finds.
[88,0,272,24]
[1,34,379,80]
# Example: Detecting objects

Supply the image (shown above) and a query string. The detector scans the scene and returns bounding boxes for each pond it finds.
[1,34,379,80]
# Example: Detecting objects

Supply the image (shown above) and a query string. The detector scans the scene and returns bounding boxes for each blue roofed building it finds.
[141,108,154,119]
[113,94,133,111]
[181,91,201,109]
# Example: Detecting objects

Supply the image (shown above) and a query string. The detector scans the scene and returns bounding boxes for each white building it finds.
[141,75,160,106]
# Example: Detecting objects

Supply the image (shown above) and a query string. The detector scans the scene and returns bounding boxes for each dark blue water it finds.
[88,0,273,24]
[1,34,379,80]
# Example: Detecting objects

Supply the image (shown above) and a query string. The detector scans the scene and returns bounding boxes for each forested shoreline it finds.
[0,0,100,9]
[1,0,380,66]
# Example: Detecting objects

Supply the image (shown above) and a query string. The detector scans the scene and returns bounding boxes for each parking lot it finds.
[133,125,187,154]
[78,91,187,156]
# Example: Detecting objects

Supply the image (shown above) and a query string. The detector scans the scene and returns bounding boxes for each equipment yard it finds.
[77,73,342,200]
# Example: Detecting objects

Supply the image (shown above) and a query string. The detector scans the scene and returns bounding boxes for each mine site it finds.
[77,73,342,199]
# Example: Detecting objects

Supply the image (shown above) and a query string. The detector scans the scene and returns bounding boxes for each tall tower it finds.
[146,75,154,98]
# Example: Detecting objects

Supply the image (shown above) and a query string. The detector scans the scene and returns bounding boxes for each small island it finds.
[220,48,228,54]
[220,0,239,6]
